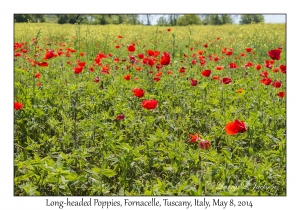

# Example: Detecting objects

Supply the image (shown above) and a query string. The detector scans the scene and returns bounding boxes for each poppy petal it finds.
[225,122,239,135]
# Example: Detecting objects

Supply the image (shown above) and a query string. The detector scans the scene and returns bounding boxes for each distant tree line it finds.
[14,14,265,25]
[14,14,46,23]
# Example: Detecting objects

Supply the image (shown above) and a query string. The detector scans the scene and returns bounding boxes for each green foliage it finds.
[14,14,46,23]
[58,14,142,25]
[57,14,85,24]
[177,15,202,26]
[201,15,233,25]
[240,15,265,24]
[157,16,170,26]
[168,15,180,26]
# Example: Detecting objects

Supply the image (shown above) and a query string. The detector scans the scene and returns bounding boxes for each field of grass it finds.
[14,23,286,196]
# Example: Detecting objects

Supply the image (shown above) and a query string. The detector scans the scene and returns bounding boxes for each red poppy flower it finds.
[272,68,279,73]
[226,51,232,56]
[138,53,144,59]
[214,57,220,62]
[142,99,158,110]
[77,61,86,67]
[155,72,163,77]
[129,55,136,64]
[244,61,253,68]
[225,119,247,135]
[215,66,224,71]
[153,77,161,82]
[43,49,55,60]
[102,65,110,71]
[73,66,83,74]
[280,65,286,74]
[167,70,173,75]
[268,49,281,60]
[229,62,238,68]
[112,57,119,63]
[80,52,85,56]
[190,78,198,86]
[14,102,23,110]
[118,35,123,38]
[260,77,272,85]
[203,43,208,48]
[147,58,156,67]
[116,114,125,120]
[221,77,232,84]
[260,71,268,77]
[167,28,171,32]
[240,53,246,57]
[198,55,206,60]
[101,69,110,74]
[37,82,42,87]
[35,73,41,78]
[127,45,135,52]
[212,76,220,81]
[94,77,100,83]
[136,66,142,71]
[201,70,211,77]
[160,52,171,65]
[191,60,197,65]
[14,42,23,50]
[255,64,262,70]
[265,60,273,69]
[156,64,163,71]
[179,66,186,73]
[277,91,286,98]
[237,89,243,93]
[197,50,204,55]
[14,53,21,57]
[198,140,210,150]
[132,88,145,98]
[37,61,48,67]
[188,133,200,143]
[272,80,282,88]
[124,74,131,80]
[246,47,252,52]
[147,50,155,56]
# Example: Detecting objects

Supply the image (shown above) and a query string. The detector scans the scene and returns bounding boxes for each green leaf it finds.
[249,147,254,155]
[101,169,116,177]
[191,175,199,185]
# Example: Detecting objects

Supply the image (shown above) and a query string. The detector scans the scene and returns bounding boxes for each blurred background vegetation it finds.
[14,14,266,26]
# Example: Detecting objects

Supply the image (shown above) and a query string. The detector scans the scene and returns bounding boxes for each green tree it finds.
[14,14,32,22]
[239,14,264,24]
[168,14,180,26]
[126,14,140,25]
[200,14,233,25]
[14,14,46,23]
[157,16,169,26]
[31,15,46,22]
[177,14,201,26]
[57,14,69,24]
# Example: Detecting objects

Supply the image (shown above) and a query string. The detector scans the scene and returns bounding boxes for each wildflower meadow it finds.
[14,22,286,196]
